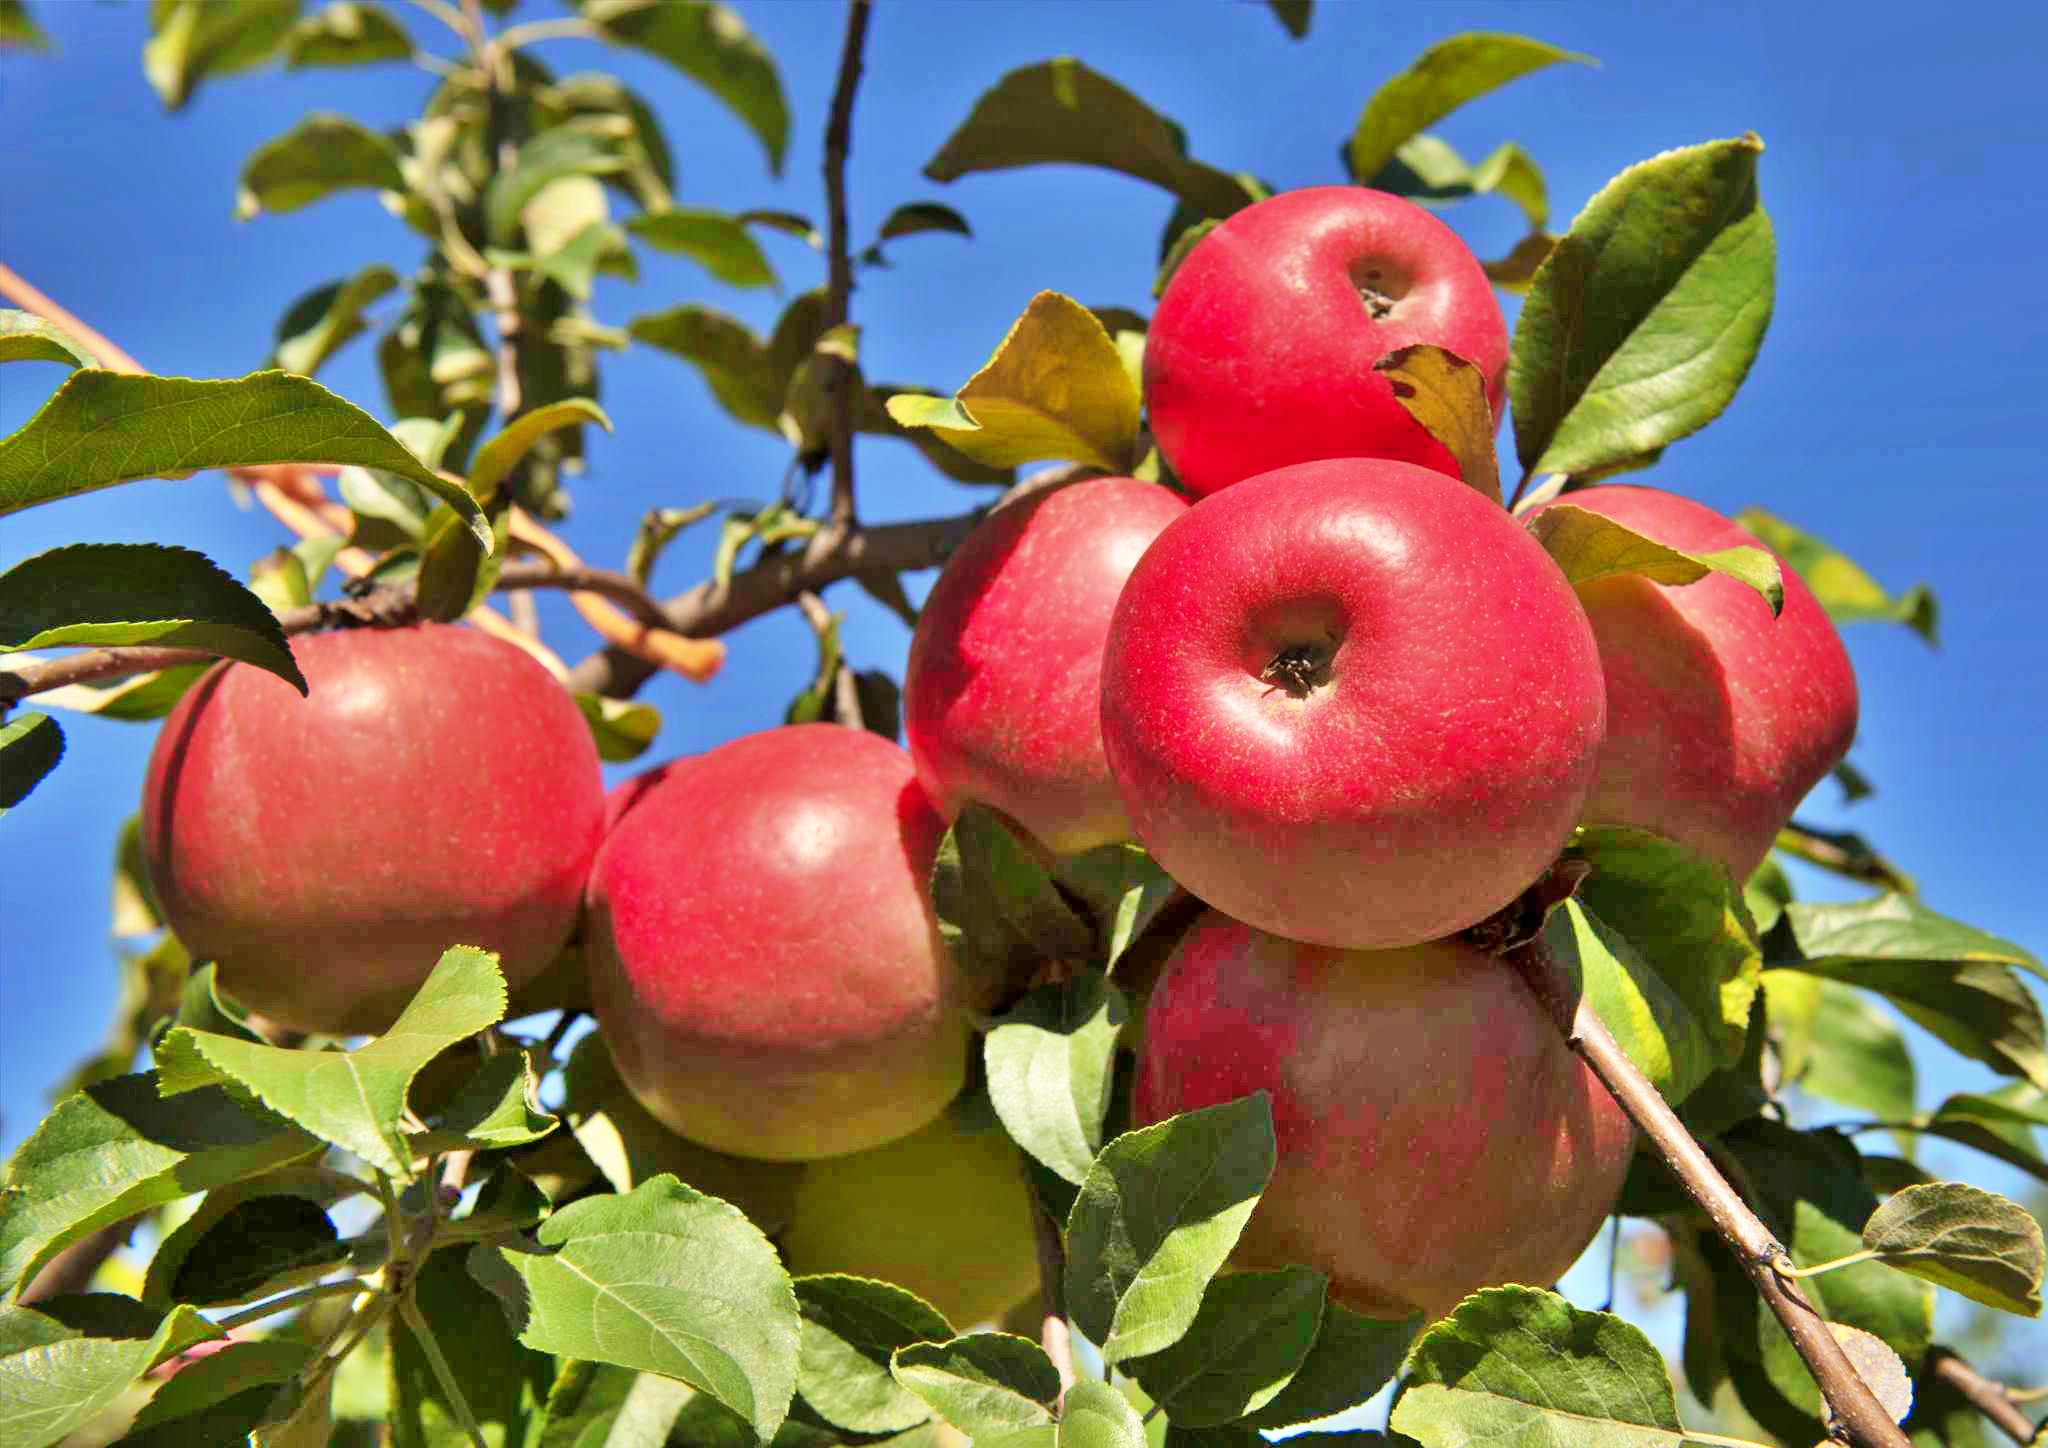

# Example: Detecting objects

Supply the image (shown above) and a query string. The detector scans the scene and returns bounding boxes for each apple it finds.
[779,1107,1042,1328]
[1133,911,1636,1320]
[1145,186,1509,497]
[143,624,605,1035]
[905,475,1190,854]
[585,725,973,1161]
[1528,486,1859,880]
[1100,457,1605,950]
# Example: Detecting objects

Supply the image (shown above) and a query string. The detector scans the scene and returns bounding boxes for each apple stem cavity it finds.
[1259,642,1333,699]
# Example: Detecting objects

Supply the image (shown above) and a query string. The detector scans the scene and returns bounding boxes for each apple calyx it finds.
[1259,642,1333,699]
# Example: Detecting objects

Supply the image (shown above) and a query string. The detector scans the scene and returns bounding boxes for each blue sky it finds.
[3,0,2045,1381]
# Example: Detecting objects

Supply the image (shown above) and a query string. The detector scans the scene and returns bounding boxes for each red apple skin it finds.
[1529,486,1860,881]
[586,725,972,1161]
[143,624,604,1035]
[1145,186,1509,497]
[1133,912,1637,1320]
[1101,458,1605,950]
[905,476,1190,854]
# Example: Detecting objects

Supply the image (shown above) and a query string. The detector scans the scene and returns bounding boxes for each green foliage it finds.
[495,1174,803,1441]
[629,208,779,289]
[237,113,408,219]
[924,57,1257,219]
[144,0,296,110]
[985,976,1129,1185]
[0,711,63,815]
[156,946,511,1180]
[1065,1095,1276,1364]
[1739,507,1942,645]
[0,309,96,369]
[1346,33,1590,185]
[887,291,1143,472]
[285,2,413,70]
[1858,1182,2045,1317]
[0,543,304,690]
[1246,1304,1418,1430]
[268,265,401,377]
[795,1275,950,1433]
[0,1299,220,1448]
[1124,1267,1326,1427]
[1511,135,1776,480]
[0,369,491,546]
[1526,501,1784,612]
[393,1250,552,1447]
[929,805,1097,1006]
[890,1335,1061,1436]
[578,0,789,174]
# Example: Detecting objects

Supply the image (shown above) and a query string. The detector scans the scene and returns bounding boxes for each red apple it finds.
[1529,486,1859,881]
[905,475,1190,854]
[1145,186,1509,497]
[143,624,604,1035]
[1100,458,1605,950]
[1134,912,1636,1320]
[585,725,972,1161]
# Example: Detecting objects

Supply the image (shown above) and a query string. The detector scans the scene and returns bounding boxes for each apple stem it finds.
[1507,936,1915,1448]
[822,0,874,530]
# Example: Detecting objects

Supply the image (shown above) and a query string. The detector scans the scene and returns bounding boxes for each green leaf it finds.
[1736,508,1939,646]
[923,58,1256,221]
[1570,826,1763,1063]
[985,976,1129,1185]
[535,1361,702,1447]
[0,1072,319,1297]
[427,1048,559,1151]
[1061,1380,1148,1448]
[1125,1267,1324,1427]
[1390,1286,1691,1445]
[1860,1181,2044,1317]
[1066,1095,1276,1364]
[1545,899,1715,1104]
[1348,33,1590,183]
[0,543,305,691]
[268,264,400,377]
[394,1250,552,1448]
[1527,502,1784,614]
[929,805,1097,1009]
[144,0,296,110]
[576,693,663,763]
[0,1300,220,1448]
[496,1173,802,1442]
[236,113,405,219]
[885,292,1141,471]
[139,1164,348,1307]
[1767,894,2048,1089]
[1510,135,1775,479]
[0,369,492,547]
[284,1,413,69]
[877,202,973,245]
[1247,1303,1418,1430]
[629,209,779,290]
[0,711,63,816]
[163,1194,343,1307]
[630,305,780,430]
[795,1275,951,1434]
[1050,844,1179,971]
[578,0,789,174]
[0,1,52,52]
[1264,0,1311,39]
[859,382,1017,486]
[0,310,97,370]
[155,946,510,1180]
[531,220,640,303]
[1765,972,1917,1125]
[120,1337,316,1443]
[890,1334,1059,1436]
[1917,1086,2048,1189]
[486,122,631,246]
[468,398,612,504]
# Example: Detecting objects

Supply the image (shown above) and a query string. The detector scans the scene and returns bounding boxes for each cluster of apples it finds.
[139,185,1859,1329]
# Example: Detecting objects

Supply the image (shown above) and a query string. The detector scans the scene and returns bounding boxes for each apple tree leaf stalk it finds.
[1507,935,1914,1448]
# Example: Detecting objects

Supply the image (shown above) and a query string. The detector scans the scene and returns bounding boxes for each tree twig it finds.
[1030,1188,1077,1398]
[0,262,146,373]
[1926,1349,2043,1446]
[19,1220,139,1305]
[821,0,874,528]
[1507,937,1912,1448]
